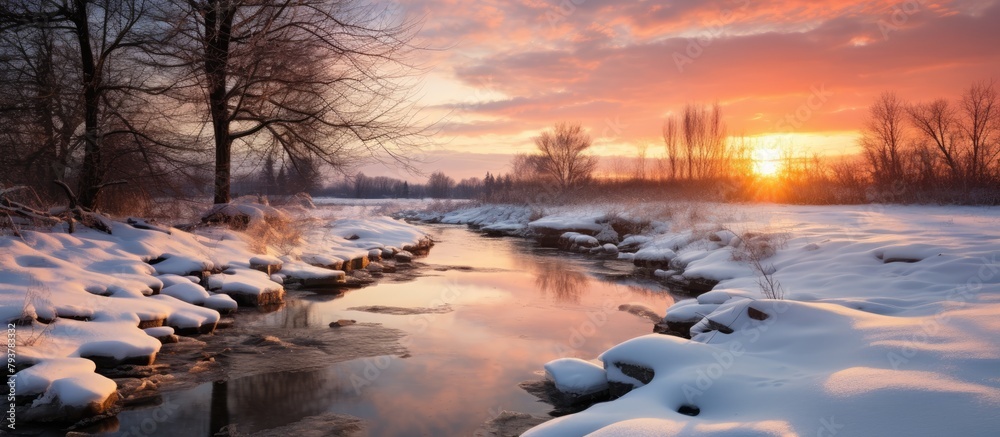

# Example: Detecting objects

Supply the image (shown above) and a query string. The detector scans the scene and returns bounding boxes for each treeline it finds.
[477,80,1000,205]
[859,80,1000,202]
[315,171,518,199]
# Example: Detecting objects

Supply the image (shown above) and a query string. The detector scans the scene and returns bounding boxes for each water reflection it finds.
[531,259,590,303]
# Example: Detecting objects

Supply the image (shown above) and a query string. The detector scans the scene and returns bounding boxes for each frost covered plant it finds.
[729,228,789,300]
[17,278,54,346]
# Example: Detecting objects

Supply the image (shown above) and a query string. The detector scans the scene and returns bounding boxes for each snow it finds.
[15,358,117,409]
[249,255,282,266]
[160,281,211,304]
[446,203,1000,436]
[142,326,174,338]
[150,252,213,276]
[663,302,720,323]
[437,204,534,235]
[1,199,432,421]
[529,212,606,233]
[208,268,282,296]
[543,358,609,396]
[327,216,429,250]
[203,293,239,312]
[14,358,104,398]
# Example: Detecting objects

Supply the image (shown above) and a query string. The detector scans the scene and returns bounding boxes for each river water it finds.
[110,224,679,436]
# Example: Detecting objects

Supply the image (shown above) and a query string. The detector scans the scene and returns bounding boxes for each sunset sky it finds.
[363,0,1000,181]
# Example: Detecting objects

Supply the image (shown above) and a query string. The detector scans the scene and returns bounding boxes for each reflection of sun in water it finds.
[753,146,782,177]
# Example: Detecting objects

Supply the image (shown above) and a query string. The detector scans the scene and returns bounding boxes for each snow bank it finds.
[516,203,1000,436]
[3,201,434,423]
[439,204,535,235]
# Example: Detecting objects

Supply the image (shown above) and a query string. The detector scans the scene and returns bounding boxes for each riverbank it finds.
[408,201,1000,436]
[1,198,432,432]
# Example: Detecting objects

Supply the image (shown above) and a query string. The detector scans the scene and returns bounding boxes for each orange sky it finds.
[362,0,1000,181]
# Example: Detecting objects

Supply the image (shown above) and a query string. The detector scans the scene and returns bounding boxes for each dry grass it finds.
[244,213,310,255]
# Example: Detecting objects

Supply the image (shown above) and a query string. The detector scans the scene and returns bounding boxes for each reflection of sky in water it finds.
[113,225,677,436]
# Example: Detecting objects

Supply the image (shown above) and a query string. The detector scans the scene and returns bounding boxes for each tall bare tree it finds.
[532,122,599,192]
[662,117,680,180]
[0,23,83,198]
[958,80,999,186]
[149,0,428,204]
[860,92,908,187]
[670,103,728,180]
[908,98,961,183]
[1,0,151,209]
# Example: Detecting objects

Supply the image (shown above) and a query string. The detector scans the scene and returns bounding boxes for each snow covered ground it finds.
[424,202,1000,436]
[1,198,431,422]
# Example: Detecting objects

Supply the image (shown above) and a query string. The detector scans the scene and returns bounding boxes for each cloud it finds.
[406,0,1000,157]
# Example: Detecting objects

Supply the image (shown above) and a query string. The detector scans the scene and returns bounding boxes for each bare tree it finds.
[426,171,454,199]
[1,0,152,209]
[670,103,728,180]
[0,23,83,199]
[662,117,680,180]
[958,80,1000,186]
[908,98,961,183]
[149,0,429,205]
[532,122,599,192]
[860,92,908,187]
[633,143,648,181]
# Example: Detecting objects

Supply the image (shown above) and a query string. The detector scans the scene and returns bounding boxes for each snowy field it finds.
[421,202,1000,436]
[0,199,430,422]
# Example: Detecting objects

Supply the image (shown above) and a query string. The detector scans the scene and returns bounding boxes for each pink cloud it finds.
[410,0,1000,156]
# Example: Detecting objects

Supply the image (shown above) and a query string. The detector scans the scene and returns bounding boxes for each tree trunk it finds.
[204,0,235,205]
[72,0,102,210]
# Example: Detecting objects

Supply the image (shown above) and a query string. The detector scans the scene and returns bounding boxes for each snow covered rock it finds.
[632,247,677,269]
[395,250,414,263]
[249,255,282,275]
[208,268,285,307]
[203,293,238,315]
[279,260,346,288]
[544,358,609,397]
[14,358,119,423]
[558,232,600,252]
[143,326,178,344]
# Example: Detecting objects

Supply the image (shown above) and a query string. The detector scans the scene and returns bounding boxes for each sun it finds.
[753,146,782,177]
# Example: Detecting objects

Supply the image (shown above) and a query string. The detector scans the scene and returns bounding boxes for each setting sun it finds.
[753,146,782,177]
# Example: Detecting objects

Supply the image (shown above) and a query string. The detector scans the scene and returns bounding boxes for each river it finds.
[107,224,679,436]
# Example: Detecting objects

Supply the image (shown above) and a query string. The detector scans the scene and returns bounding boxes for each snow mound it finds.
[543,358,608,396]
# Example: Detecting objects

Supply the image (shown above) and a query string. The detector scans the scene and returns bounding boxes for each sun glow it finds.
[753,146,782,177]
